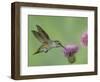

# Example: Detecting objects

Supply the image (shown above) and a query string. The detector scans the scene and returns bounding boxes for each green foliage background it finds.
[28,15,88,66]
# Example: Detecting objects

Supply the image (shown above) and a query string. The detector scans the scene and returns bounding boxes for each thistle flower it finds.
[64,44,79,63]
[81,32,88,47]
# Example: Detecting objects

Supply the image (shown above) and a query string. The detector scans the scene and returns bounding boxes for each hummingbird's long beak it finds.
[59,43,65,48]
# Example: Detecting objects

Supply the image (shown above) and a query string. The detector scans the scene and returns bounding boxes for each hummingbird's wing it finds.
[32,30,45,43]
[36,25,51,42]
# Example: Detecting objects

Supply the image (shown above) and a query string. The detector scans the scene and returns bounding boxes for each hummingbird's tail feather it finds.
[33,45,43,55]
[33,51,40,55]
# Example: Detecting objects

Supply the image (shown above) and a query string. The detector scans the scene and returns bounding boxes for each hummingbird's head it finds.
[54,40,64,48]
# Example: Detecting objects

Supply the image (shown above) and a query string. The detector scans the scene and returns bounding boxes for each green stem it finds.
[68,55,76,64]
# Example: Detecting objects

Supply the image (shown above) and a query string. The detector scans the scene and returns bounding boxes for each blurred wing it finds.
[36,25,50,42]
[32,30,44,43]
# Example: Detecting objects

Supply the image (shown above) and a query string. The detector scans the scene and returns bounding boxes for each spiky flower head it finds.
[81,32,88,47]
[63,44,79,63]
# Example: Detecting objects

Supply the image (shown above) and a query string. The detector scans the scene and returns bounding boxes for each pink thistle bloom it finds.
[81,32,88,47]
[64,44,79,57]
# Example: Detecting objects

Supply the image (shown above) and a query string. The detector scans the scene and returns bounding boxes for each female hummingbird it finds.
[32,25,64,55]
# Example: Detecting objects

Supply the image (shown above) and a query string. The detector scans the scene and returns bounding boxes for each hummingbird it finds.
[32,25,64,55]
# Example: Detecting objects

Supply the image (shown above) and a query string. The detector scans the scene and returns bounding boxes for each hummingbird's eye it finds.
[58,42,61,45]
[57,41,60,44]
[55,41,61,45]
